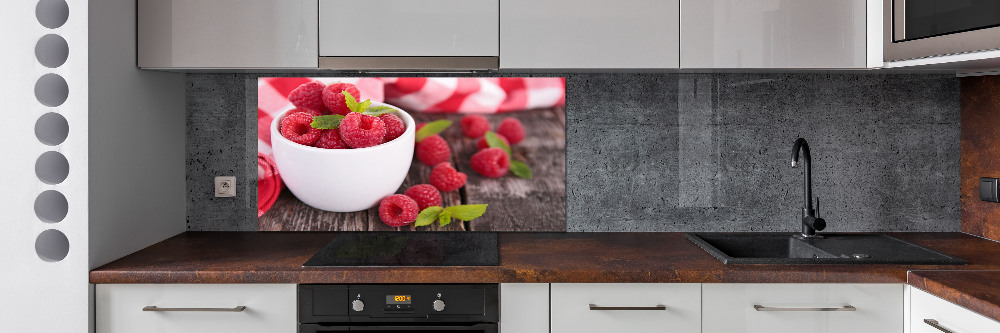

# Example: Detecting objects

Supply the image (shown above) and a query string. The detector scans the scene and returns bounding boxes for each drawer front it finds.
[96,284,296,333]
[319,0,499,57]
[911,288,1000,333]
[550,283,701,333]
[702,283,903,333]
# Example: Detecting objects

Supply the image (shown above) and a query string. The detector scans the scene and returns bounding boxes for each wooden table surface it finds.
[259,107,566,232]
[909,270,1000,323]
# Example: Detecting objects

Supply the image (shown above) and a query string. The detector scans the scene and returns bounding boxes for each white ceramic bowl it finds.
[270,103,415,212]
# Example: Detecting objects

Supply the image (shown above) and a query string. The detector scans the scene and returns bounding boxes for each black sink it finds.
[686,233,966,265]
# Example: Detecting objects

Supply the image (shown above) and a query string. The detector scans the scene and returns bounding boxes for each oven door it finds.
[884,0,1000,61]
[300,323,498,333]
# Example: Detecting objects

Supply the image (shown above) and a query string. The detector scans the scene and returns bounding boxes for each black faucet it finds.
[791,138,826,237]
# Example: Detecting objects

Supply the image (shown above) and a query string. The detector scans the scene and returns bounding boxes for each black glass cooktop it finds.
[303,232,499,267]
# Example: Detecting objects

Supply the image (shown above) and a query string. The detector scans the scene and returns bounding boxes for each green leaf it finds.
[415,120,453,142]
[443,204,488,221]
[342,91,373,114]
[361,105,398,116]
[438,210,453,226]
[415,206,444,227]
[509,160,533,179]
[484,131,512,156]
[311,114,346,129]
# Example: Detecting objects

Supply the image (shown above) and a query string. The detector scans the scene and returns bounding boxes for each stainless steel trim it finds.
[142,306,247,312]
[753,305,856,312]
[589,304,667,311]
[884,0,1000,62]
[924,319,955,333]
[318,57,499,71]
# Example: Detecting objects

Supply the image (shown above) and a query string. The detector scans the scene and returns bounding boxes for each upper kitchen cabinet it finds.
[318,0,500,70]
[681,0,880,69]
[500,0,680,69]
[138,0,318,69]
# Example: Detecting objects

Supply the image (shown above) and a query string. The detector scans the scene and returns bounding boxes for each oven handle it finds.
[303,324,497,332]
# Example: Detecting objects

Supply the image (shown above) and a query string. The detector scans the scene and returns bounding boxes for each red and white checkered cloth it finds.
[256,77,566,217]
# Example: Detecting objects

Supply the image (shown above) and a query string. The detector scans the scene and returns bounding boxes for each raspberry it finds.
[378,194,419,227]
[294,108,323,117]
[476,133,509,150]
[470,148,510,178]
[338,112,386,148]
[287,82,326,113]
[404,184,442,210]
[279,112,321,146]
[322,83,361,115]
[416,135,451,166]
[460,115,491,138]
[315,129,349,149]
[497,117,526,145]
[429,162,467,192]
[380,113,406,143]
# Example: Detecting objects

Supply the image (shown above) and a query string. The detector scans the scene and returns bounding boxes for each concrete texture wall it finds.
[186,73,961,232]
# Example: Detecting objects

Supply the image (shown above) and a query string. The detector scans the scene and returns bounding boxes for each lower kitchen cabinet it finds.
[500,283,549,333]
[910,287,1000,333]
[550,283,702,333]
[702,283,903,333]
[95,284,296,333]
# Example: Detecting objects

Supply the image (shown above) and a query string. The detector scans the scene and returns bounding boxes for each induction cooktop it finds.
[303,232,499,267]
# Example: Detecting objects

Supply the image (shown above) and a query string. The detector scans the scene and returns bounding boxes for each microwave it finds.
[884,0,1000,62]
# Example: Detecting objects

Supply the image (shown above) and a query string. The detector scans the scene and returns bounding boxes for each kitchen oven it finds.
[884,0,1000,61]
[299,284,499,332]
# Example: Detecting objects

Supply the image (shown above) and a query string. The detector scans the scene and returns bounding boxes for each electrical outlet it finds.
[215,176,236,197]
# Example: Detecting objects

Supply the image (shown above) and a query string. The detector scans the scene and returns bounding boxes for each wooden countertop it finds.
[91,232,1000,284]
[908,270,1000,323]
[90,232,1000,322]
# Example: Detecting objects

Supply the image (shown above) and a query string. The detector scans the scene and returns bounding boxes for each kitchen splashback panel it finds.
[187,73,960,232]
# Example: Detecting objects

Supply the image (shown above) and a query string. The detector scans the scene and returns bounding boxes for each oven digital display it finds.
[386,295,412,304]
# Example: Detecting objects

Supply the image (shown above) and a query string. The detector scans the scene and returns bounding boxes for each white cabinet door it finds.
[681,0,869,68]
[702,283,903,333]
[501,0,680,69]
[137,0,318,68]
[911,287,1000,333]
[319,0,499,57]
[551,283,701,333]
[96,284,297,333]
[500,284,549,333]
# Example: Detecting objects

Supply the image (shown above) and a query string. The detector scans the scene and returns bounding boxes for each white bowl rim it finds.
[270,102,415,154]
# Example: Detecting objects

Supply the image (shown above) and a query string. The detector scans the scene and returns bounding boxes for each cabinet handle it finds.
[924,319,955,333]
[753,305,856,312]
[143,306,247,312]
[589,304,667,311]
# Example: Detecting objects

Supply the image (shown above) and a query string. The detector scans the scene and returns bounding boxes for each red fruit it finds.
[416,135,451,166]
[339,112,386,148]
[322,83,362,115]
[315,129,349,149]
[470,148,510,178]
[293,108,323,117]
[380,113,406,143]
[497,117,526,145]
[476,133,509,150]
[378,194,419,227]
[460,115,491,138]
[429,162,467,192]
[404,184,442,210]
[288,82,326,113]
[279,112,321,146]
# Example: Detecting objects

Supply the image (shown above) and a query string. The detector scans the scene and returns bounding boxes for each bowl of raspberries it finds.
[269,82,414,213]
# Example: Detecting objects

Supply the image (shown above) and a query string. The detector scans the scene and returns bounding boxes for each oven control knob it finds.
[352,299,364,312]
[432,299,446,312]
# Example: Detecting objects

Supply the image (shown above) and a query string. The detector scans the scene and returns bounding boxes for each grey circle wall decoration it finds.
[34,73,69,107]
[36,0,69,29]
[35,151,69,185]
[35,34,69,68]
